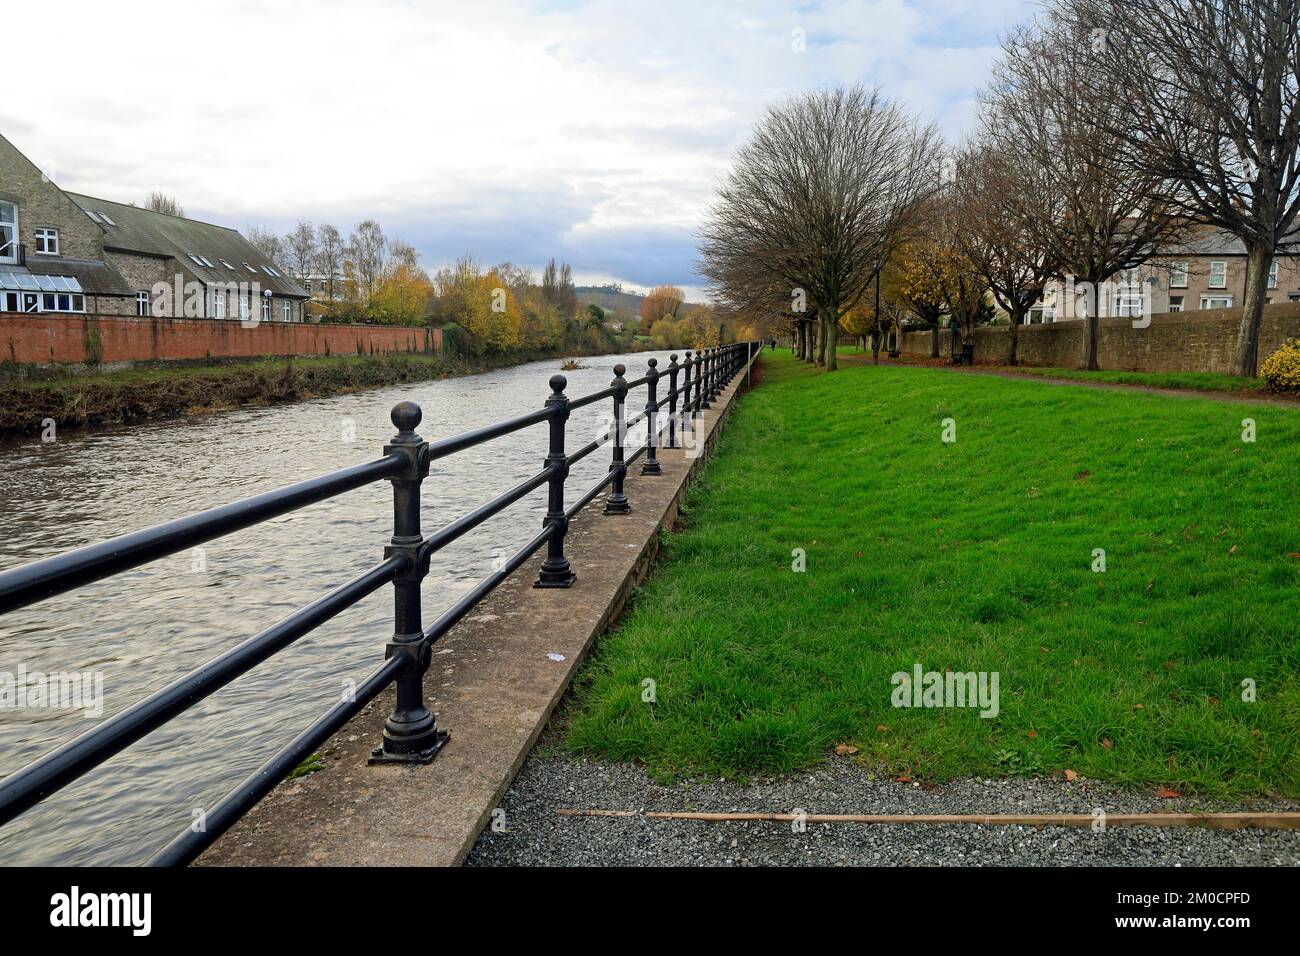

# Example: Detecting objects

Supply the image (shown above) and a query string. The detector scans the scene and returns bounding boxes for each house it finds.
[1026,228,1300,323]
[0,132,308,322]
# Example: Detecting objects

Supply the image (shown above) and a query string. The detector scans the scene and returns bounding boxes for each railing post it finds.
[535,375,577,588]
[370,401,448,765]
[604,364,632,514]
[641,357,662,475]
[665,354,680,449]
[680,350,693,434]
[692,350,704,422]
[701,347,714,409]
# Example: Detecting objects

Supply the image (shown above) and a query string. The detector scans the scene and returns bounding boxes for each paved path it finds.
[198,356,759,866]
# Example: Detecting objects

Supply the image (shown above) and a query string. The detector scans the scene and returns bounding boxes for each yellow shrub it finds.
[1260,340,1300,392]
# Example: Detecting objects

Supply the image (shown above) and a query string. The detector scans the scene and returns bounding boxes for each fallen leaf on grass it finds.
[1229,545,1239,556]
[1027,729,1038,739]
[1101,737,1114,749]
[895,774,912,783]
[1132,703,1144,710]
[834,744,859,756]
[1063,769,1079,782]
[1289,553,1300,560]
[876,725,889,733]
[1155,788,1181,799]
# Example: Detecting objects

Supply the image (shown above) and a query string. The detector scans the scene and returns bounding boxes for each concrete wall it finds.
[0,312,442,368]
[898,302,1300,373]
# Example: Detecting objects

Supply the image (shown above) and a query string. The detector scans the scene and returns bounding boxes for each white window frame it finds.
[1201,294,1234,310]
[239,295,251,322]
[1208,260,1228,289]
[1268,260,1278,289]
[262,299,271,323]
[1169,261,1189,288]
[1115,293,1145,318]
[1168,295,1184,313]
[35,227,60,256]
[212,290,226,320]
[136,291,151,316]
[283,301,292,322]
[0,201,18,265]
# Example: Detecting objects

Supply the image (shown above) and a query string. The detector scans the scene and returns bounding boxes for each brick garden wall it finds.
[0,313,442,369]
[898,302,1300,373]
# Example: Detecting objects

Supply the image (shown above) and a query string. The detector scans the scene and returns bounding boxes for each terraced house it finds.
[0,133,308,322]
[1027,228,1300,323]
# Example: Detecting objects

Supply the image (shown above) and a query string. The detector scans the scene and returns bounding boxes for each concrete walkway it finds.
[198,356,761,866]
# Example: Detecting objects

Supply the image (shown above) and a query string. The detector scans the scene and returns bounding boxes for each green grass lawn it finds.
[994,365,1267,393]
[566,353,1300,797]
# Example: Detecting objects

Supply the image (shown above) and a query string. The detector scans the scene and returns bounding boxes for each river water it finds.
[0,350,676,865]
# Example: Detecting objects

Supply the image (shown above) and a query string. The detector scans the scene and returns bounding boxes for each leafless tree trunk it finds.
[1060,0,1300,376]
[700,86,939,373]
[981,10,1186,370]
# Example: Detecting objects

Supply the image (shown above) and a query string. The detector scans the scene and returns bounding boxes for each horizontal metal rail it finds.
[0,342,763,864]
[0,454,405,615]
[147,652,409,867]
[0,554,406,826]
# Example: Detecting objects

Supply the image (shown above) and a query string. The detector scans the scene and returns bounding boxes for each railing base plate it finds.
[368,729,450,766]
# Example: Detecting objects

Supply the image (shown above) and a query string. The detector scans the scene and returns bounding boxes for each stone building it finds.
[1027,228,1300,323]
[0,132,308,321]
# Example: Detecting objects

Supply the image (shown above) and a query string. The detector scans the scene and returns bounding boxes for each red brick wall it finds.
[0,313,442,367]
[898,302,1300,373]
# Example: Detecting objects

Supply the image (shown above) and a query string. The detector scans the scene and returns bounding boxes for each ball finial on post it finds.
[390,401,422,436]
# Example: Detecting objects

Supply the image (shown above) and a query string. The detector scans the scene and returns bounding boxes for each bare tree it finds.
[699,85,939,371]
[316,224,344,301]
[952,143,1061,365]
[245,226,285,268]
[144,192,185,217]
[347,220,387,303]
[387,239,420,272]
[283,221,318,283]
[981,12,1186,369]
[1059,0,1300,376]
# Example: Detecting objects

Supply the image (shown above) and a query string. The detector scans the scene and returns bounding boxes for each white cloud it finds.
[5,0,1038,291]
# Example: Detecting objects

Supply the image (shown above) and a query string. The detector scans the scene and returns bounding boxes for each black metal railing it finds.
[0,341,763,866]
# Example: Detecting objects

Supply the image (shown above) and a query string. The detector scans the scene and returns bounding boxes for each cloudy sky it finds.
[6,0,1038,297]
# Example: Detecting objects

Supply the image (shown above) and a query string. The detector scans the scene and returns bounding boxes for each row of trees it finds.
[702,0,1300,377]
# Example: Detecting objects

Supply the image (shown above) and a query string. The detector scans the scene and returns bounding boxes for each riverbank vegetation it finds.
[566,354,1300,797]
[0,350,563,435]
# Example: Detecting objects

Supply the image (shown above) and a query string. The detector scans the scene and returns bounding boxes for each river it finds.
[0,349,677,865]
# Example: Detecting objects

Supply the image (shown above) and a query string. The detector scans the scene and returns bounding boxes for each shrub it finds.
[1260,340,1300,392]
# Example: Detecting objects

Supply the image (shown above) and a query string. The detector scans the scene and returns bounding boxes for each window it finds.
[0,201,17,264]
[85,210,103,224]
[1115,293,1145,318]
[1201,294,1233,310]
[136,291,150,317]
[244,263,257,274]
[1169,295,1184,313]
[1169,261,1189,288]
[1268,261,1279,289]
[239,295,250,322]
[35,228,59,256]
[188,255,204,267]
[213,291,226,320]
[262,299,271,323]
[283,301,292,322]
[2,291,19,312]
[40,292,85,313]
[1209,260,1228,289]
[220,259,235,270]
[305,279,313,293]
[199,256,215,268]
[99,212,116,226]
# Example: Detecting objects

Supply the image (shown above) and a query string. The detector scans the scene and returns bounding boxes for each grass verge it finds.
[566,353,1300,797]
[992,365,1267,393]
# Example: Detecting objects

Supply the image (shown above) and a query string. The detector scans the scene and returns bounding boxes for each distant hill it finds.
[576,285,647,321]
[576,285,703,326]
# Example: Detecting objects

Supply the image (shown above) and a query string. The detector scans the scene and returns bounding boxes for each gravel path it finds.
[467,744,1300,867]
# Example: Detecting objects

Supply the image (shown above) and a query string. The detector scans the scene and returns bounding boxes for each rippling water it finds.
[0,350,675,865]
